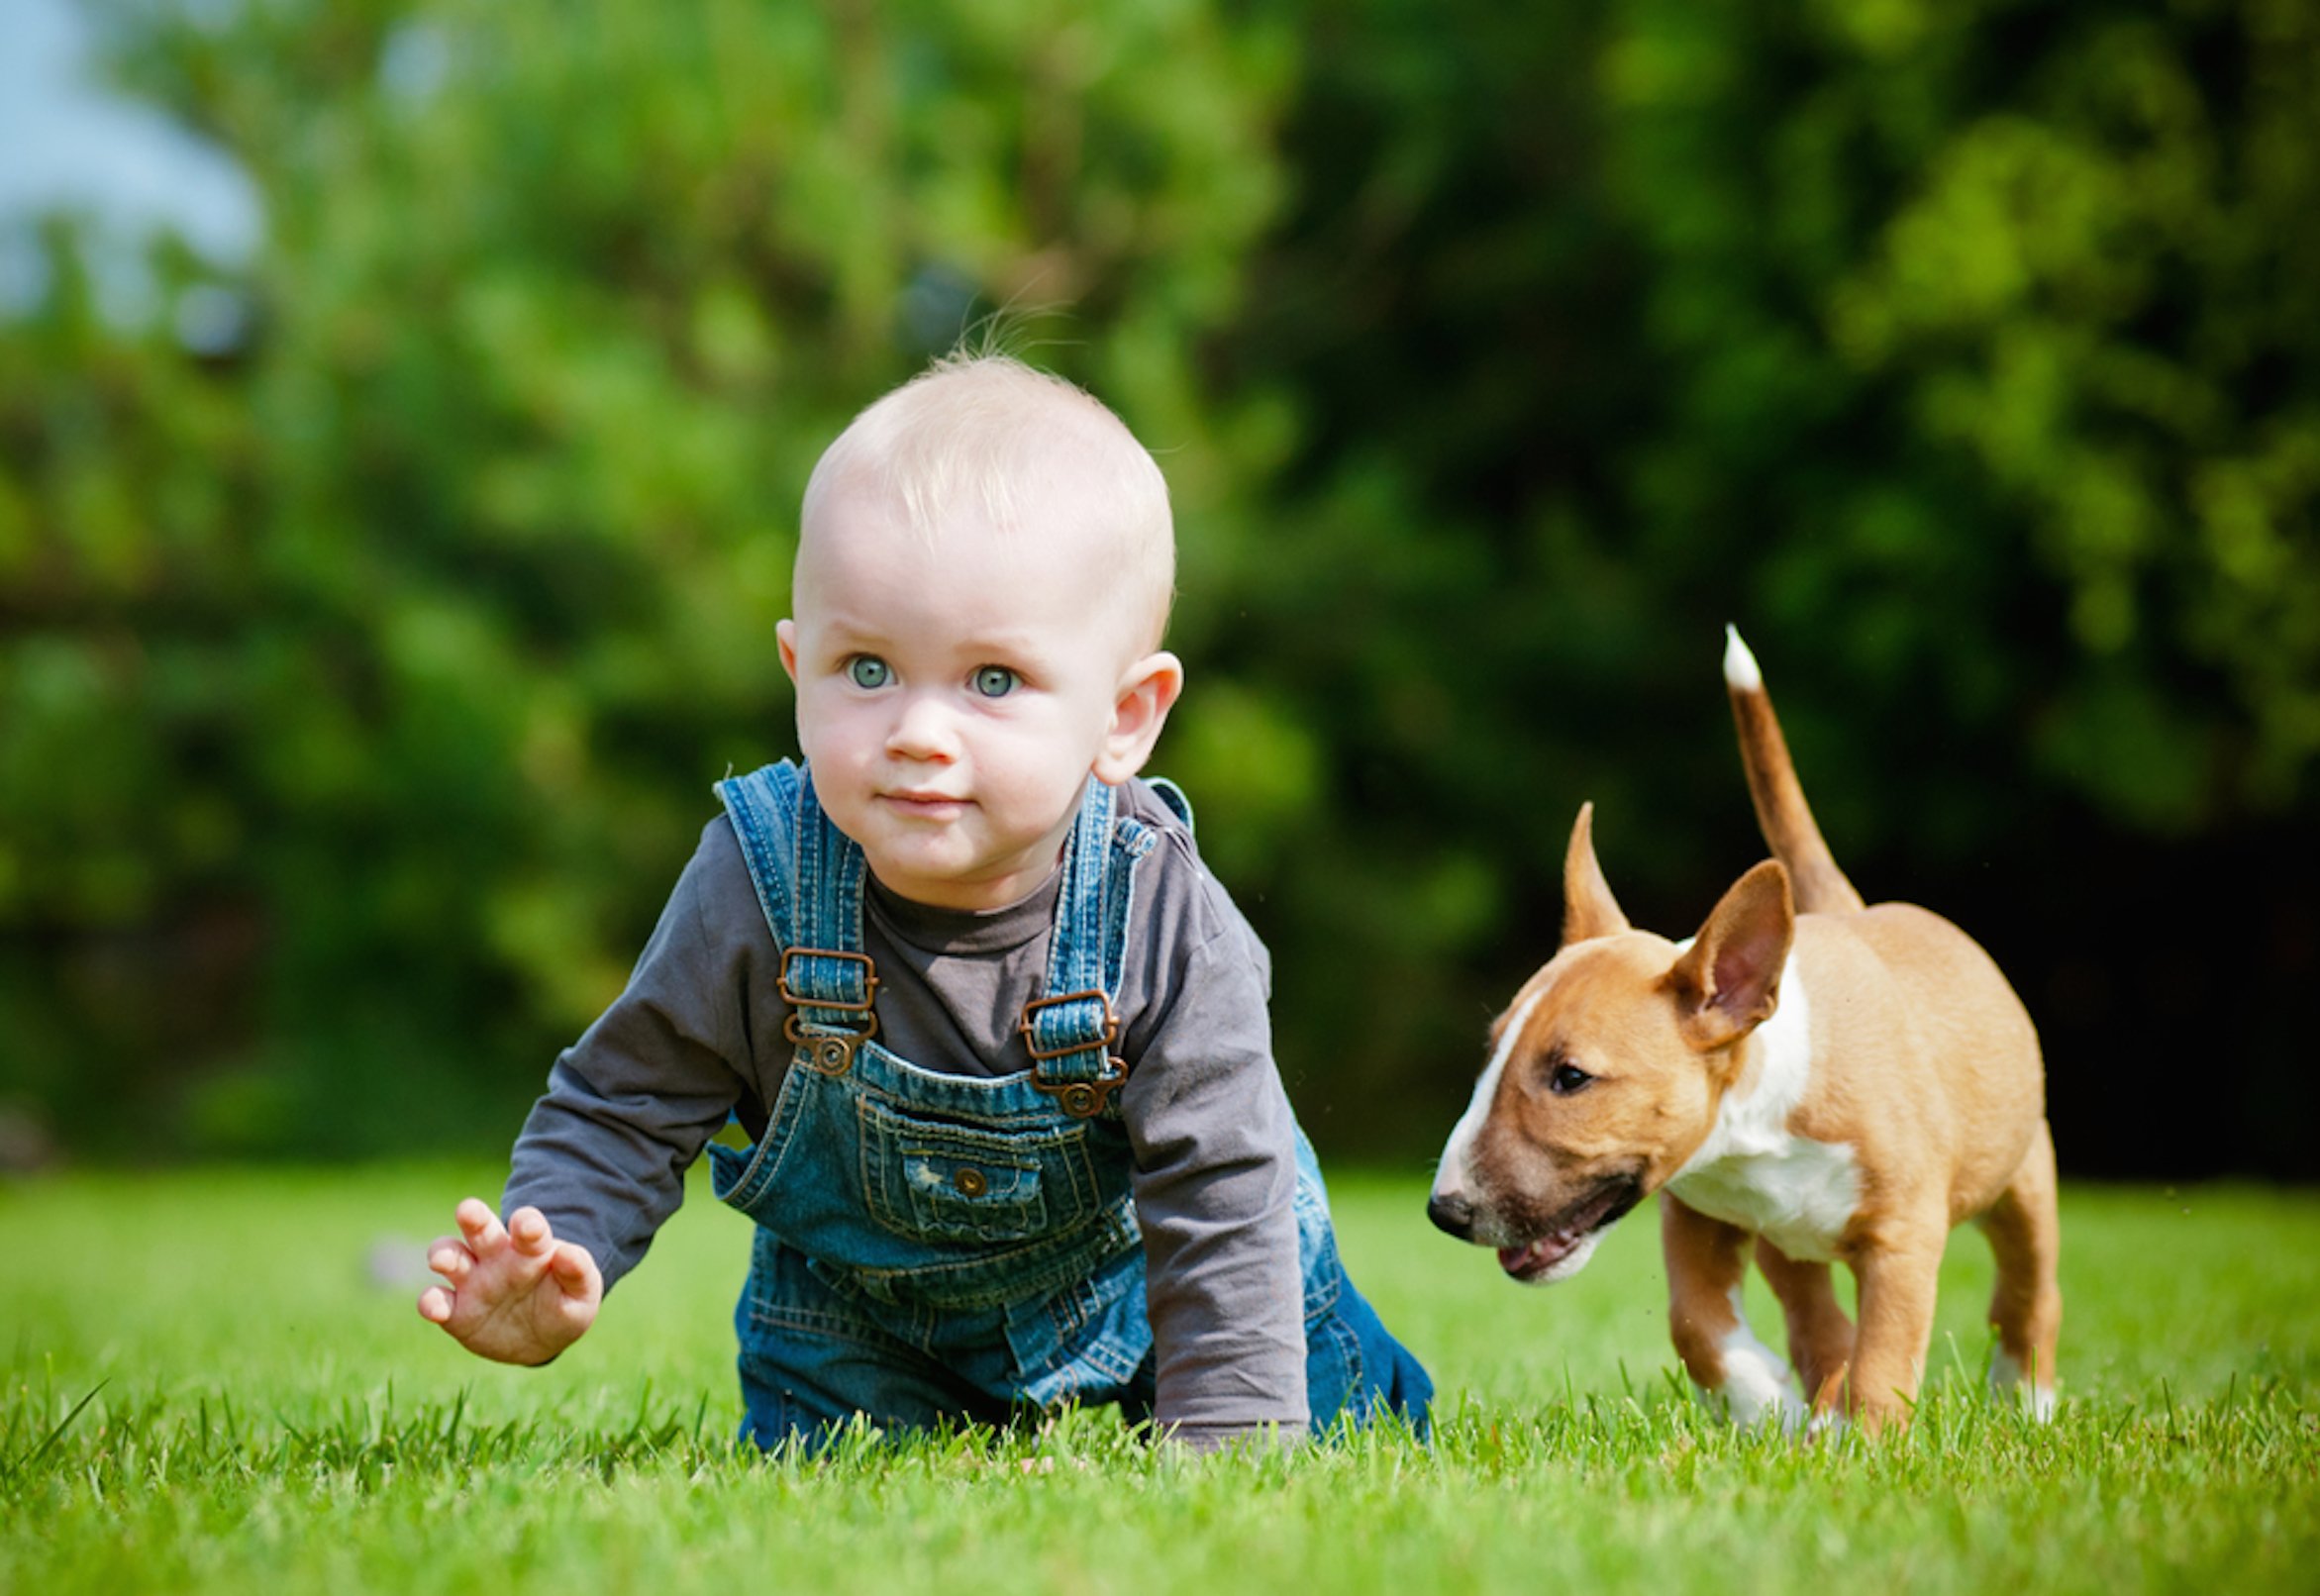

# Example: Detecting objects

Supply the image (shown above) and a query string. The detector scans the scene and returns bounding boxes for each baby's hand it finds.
[416,1199,602,1365]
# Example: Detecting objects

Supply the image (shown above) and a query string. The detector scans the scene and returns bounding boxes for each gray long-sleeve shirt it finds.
[503,777,1308,1441]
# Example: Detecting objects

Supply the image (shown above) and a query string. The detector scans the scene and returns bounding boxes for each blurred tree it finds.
[1,0,1291,1155]
[3,0,2315,1172]
[0,226,271,1151]
[1210,0,2320,1155]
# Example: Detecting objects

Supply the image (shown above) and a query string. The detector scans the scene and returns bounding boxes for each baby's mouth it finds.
[881,790,969,815]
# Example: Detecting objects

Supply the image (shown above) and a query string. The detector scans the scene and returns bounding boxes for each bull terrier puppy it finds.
[1428,629,2060,1433]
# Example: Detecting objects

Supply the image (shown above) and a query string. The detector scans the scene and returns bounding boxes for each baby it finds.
[419,354,1432,1451]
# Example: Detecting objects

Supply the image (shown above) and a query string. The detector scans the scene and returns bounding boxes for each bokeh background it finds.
[3,0,2314,1181]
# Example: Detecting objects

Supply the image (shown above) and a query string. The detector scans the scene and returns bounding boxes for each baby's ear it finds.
[1094,650,1184,785]
[776,619,801,684]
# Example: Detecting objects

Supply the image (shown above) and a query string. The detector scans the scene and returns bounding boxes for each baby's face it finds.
[779,477,1160,911]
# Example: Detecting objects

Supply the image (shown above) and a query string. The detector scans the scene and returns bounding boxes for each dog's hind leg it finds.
[1975,1119,2062,1420]
[1755,1238,1854,1414]
[1664,1196,1805,1429]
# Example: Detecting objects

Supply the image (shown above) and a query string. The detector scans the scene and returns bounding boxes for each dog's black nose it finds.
[1427,1192,1475,1240]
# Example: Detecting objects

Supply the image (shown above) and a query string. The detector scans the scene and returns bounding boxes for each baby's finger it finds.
[549,1243,595,1296]
[426,1240,473,1285]
[507,1206,555,1256]
[454,1197,507,1251]
[417,1285,454,1324]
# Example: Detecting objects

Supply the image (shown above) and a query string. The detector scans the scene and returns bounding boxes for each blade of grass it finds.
[2,1378,107,1485]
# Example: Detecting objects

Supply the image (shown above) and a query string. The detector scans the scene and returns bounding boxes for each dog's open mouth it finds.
[1496,1175,1643,1281]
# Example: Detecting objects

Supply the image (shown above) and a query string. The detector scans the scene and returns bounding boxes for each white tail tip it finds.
[1723,625,1763,692]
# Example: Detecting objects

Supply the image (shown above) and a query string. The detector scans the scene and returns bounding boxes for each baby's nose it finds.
[885,693,959,758]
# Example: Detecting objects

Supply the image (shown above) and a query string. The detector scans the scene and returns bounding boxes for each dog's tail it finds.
[1723,627,1866,916]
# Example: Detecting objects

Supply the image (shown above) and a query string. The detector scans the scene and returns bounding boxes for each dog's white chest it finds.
[1666,1139,1860,1261]
[1664,963,1861,1262]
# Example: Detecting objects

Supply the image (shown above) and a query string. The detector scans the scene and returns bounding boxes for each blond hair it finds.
[800,354,1176,651]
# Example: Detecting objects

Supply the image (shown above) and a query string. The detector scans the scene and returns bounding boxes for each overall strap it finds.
[714,761,878,1060]
[1145,775,1195,834]
[1020,778,1160,1118]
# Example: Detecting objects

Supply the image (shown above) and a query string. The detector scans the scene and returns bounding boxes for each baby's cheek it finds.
[800,704,867,765]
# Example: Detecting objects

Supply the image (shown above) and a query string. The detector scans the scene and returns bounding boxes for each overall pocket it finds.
[707,1053,820,1225]
[858,1096,1098,1246]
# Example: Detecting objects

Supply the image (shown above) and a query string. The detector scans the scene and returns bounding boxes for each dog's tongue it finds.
[1498,1234,1578,1275]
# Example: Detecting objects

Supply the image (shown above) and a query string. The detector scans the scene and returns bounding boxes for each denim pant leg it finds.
[733,1232,1012,1451]
[1294,1135,1434,1439]
[993,1236,1420,1443]
[1315,1269,1435,1436]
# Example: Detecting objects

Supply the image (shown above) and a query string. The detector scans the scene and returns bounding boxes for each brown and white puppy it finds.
[1428,629,2061,1432]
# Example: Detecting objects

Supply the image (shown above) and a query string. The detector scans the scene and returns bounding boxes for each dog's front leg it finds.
[1843,1225,1947,1433]
[1663,1195,1804,1429]
[1753,1238,1854,1413]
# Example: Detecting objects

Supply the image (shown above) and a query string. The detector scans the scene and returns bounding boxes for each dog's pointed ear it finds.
[1664,860,1794,1053]
[1562,802,1631,948]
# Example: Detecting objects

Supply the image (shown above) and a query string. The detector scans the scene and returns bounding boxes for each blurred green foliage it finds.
[2,0,2315,1163]
[1216,0,2320,1146]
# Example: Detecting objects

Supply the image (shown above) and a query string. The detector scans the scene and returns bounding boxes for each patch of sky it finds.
[0,0,262,325]
[378,17,452,106]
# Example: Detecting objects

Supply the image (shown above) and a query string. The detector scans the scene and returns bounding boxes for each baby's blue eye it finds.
[970,666,1019,699]
[847,656,891,689]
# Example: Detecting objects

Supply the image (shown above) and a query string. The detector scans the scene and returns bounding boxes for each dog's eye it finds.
[1548,1062,1594,1096]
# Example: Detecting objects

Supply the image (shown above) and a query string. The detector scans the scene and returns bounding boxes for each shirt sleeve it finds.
[502,823,754,1292]
[1121,848,1310,1446]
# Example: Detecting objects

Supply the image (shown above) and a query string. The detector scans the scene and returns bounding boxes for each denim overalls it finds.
[704,760,1432,1448]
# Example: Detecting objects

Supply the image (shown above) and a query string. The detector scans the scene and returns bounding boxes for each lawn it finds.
[3,1163,2314,1594]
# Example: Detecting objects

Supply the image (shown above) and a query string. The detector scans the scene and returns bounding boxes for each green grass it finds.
[3,1164,2315,1594]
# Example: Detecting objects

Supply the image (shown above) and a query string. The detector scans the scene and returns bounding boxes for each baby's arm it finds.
[417,1198,602,1364]
[417,821,759,1364]
[1123,904,1309,1449]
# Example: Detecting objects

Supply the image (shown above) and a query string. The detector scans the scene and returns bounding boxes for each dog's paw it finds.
[1804,1406,1850,1442]
[1695,1330,1809,1431]
[1989,1350,2059,1422]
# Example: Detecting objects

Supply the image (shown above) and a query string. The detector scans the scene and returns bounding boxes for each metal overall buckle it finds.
[1019,989,1128,1118]
[779,948,878,1073]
